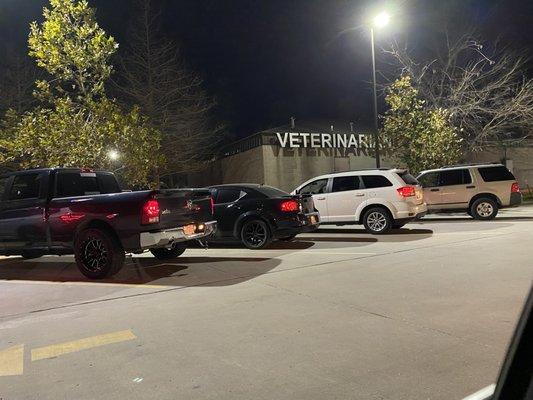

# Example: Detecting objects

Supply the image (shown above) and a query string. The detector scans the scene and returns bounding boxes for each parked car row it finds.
[0,163,522,279]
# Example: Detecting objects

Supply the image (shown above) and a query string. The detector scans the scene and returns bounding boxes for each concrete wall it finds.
[187,145,265,187]
[261,145,392,192]
[188,142,533,192]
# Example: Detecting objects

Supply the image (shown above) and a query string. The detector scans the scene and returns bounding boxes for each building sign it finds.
[275,132,373,149]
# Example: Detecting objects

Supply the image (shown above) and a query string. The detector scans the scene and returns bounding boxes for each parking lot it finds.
[1,206,532,400]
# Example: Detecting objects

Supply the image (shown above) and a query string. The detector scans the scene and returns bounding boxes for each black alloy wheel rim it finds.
[243,222,267,247]
[81,236,108,272]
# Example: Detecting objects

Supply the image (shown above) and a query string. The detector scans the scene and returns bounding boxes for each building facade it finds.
[187,121,533,193]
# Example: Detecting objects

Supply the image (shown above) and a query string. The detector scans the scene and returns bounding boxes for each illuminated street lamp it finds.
[108,149,120,161]
[370,11,390,168]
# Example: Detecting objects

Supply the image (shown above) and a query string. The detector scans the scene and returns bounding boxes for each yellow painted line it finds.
[0,344,24,376]
[31,330,136,361]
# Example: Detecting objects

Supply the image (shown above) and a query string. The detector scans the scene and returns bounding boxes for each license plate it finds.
[183,224,196,235]
[309,215,317,225]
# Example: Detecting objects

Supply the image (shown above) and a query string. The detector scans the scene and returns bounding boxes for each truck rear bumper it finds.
[140,221,217,249]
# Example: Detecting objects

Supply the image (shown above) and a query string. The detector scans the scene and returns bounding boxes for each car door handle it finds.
[355,193,365,197]
[430,188,440,192]
[466,185,476,189]
[316,197,326,200]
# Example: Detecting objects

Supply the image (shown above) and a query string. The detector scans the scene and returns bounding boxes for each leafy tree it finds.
[382,75,462,173]
[0,0,160,186]
[28,0,117,105]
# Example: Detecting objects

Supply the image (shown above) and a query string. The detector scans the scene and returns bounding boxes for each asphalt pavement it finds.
[1,206,532,400]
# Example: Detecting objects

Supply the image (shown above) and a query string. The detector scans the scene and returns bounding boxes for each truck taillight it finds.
[280,199,300,212]
[142,198,160,224]
[511,182,520,193]
[397,186,416,197]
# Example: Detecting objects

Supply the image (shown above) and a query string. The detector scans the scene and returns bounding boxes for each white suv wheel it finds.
[363,208,392,234]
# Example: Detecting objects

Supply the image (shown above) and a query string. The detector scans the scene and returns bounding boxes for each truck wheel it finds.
[363,207,392,234]
[74,228,125,279]
[470,198,498,220]
[150,243,186,260]
[241,219,271,249]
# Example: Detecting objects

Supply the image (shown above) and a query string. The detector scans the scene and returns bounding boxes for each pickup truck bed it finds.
[0,168,216,278]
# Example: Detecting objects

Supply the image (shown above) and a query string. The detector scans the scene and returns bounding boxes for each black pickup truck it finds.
[0,168,216,279]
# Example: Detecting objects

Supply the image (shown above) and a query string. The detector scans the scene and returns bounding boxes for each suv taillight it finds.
[210,197,215,215]
[142,198,160,224]
[397,186,416,197]
[280,199,300,212]
[511,182,520,193]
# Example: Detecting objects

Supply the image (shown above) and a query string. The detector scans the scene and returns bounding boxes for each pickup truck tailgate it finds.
[154,189,213,230]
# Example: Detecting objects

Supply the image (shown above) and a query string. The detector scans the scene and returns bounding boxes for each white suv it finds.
[292,169,427,234]
[417,164,522,220]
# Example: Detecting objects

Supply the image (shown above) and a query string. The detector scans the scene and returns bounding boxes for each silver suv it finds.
[417,164,522,220]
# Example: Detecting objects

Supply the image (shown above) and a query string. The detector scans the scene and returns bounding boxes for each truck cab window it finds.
[56,172,100,197]
[8,173,41,200]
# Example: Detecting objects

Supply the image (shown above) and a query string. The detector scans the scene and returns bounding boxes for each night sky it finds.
[1,0,532,138]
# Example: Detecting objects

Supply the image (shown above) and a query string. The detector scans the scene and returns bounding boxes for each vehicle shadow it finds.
[418,216,533,222]
[196,240,316,250]
[0,255,282,287]
[313,227,433,242]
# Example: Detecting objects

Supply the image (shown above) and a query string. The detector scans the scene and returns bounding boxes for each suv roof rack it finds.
[441,162,502,169]
[340,168,393,172]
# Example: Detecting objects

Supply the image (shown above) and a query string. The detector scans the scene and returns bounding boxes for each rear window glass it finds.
[255,186,289,198]
[98,173,121,193]
[9,173,41,200]
[55,172,102,197]
[215,188,242,203]
[397,172,418,185]
[478,166,515,182]
[332,176,360,192]
[362,175,393,188]
[439,169,472,186]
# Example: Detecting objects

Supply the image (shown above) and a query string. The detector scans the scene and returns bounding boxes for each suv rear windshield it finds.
[478,166,515,182]
[396,172,419,185]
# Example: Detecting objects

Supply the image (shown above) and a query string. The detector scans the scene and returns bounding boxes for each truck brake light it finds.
[280,199,300,212]
[397,186,416,197]
[142,198,160,224]
[511,182,520,193]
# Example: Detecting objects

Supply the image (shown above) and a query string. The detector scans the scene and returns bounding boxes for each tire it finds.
[240,219,271,249]
[74,228,125,279]
[362,207,392,234]
[470,198,498,220]
[21,251,44,259]
[279,234,297,242]
[392,222,406,230]
[150,243,187,260]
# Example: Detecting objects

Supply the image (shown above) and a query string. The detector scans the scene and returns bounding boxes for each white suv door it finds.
[297,178,330,222]
[326,175,366,223]
[418,171,441,210]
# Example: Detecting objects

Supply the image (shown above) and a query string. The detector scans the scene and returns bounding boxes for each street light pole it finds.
[370,27,380,168]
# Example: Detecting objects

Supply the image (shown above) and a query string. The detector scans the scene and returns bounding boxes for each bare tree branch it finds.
[384,30,533,150]
[114,0,224,179]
